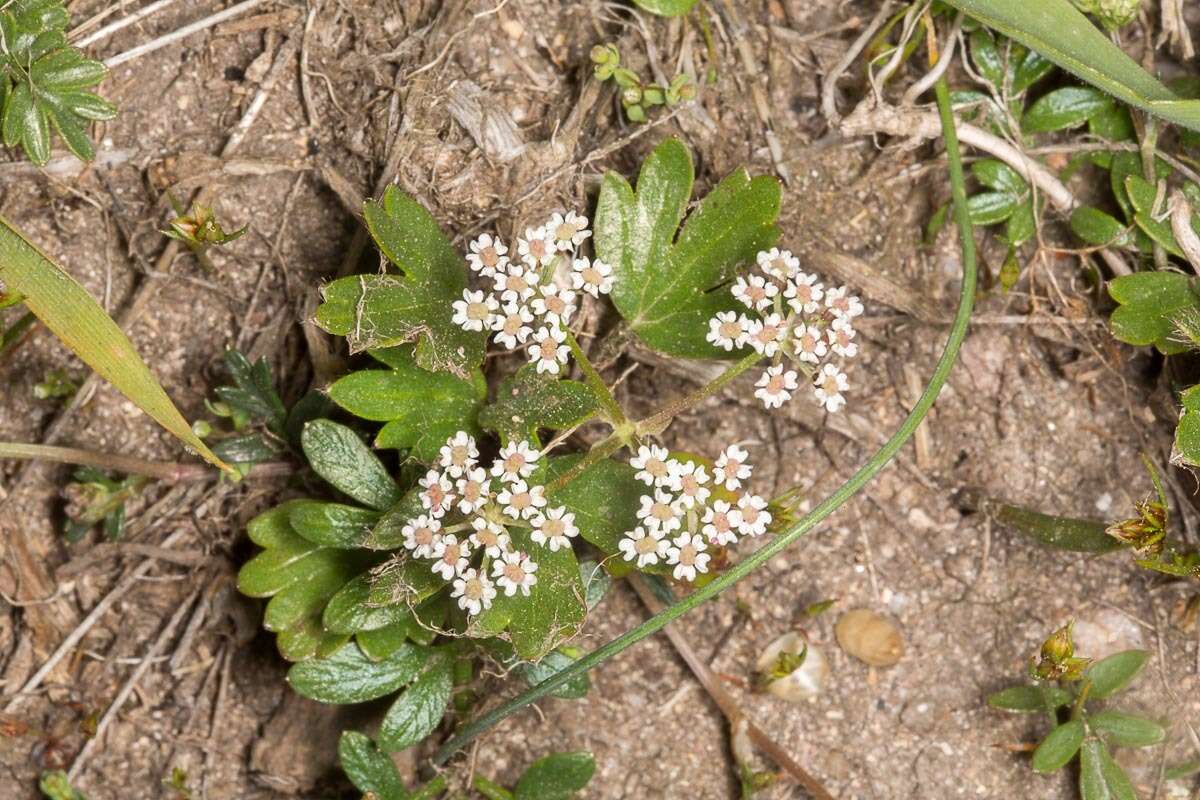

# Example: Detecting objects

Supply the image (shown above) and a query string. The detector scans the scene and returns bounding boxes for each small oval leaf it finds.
[1032,719,1085,774]
[1086,650,1149,699]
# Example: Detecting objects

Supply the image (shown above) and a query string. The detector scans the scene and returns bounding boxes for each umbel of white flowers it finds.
[620,444,772,581]
[707,248,862,413]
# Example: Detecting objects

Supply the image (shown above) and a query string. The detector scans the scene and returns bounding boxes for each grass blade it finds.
[0,216,230,473]
[943,0,1200,132]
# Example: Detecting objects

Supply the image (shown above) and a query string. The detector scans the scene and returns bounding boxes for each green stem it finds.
[431,74,978,767]
[564,329,627,427]
[635,351,762,437]
[410,775,449,800]
[0,310,36,361]
[545,431,626,495]
[472,775,515,800]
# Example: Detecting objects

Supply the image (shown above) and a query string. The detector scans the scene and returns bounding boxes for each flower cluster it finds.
[452,212,613,376]
[619,444,771,582]
[400,432,580,617]
[707,248,862,413]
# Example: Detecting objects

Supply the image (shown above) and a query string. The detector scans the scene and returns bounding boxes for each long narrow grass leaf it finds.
[0,216,229,473]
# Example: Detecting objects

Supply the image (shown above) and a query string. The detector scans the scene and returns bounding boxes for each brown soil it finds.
[2,1,1199,799]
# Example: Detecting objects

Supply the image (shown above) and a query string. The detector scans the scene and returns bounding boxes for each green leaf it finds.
[1165,759,1200,780]
[378,652,453,752]
[969,30,1005,87]
[1086,650,1149,699]
[1175,385,1200,468]
[1088,710,1165,748]
[276,617,348,662]
[324,574,413,635]
[1080,739,1137,800]
[0,217,227,471]
[329,353,486,462]
[216,350,286,432]
[514,752,596,800]
[987,685,1072,712]
[1070,207,1131,247]
[367,553,447,609]
[1108,272,1199,355]
[630,0,698,14]
[1005,201,1036,246]
[1023,86,1112,132]
[1088,103,1135,141]
[513,646,591,699]
[940,0,1200,133]
[38,770,85,800]
[288,501,381,548]
[595,137,781,359]
[1032,719,1085,773]
[546,455,646,576]
[338,731,409,800]
[478,365,597,445]
[972,159,1026,195]
[988,499,1122,553]
[301,419,402,511]
[1012,47,1054,94]
[367,490,428,551]
[470,527,586,661]
[357,620,410,661]
[288,641,429,704]
[967,192,1018,225]
[315,186,486,377]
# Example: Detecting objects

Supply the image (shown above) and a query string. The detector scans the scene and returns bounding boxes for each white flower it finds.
[714,445,752,491]
[570,257,613,297]
[496,479,547,520]
[702,500,742,546]
[667,461,711,509]
[530,506,579,552]
[491,301,535,350]
[492,550,539,597]
[432,534,471,580]
[630,444,675,487]
[637,490,683,533]
[813,363,849,413]
[452,568,496,616]
[618,526,669,568]
[666,533,711,582]
[528,325,569,375]
[531,284,577,325]
[517,226,557,267]
[736,494,771,537]
[493,440,541,480]
[754,365,798,409]
[494,263,538,303]
[467,233,508,276]
[744,313,786,357]
[731,274,777,312]
[456,467,492,514]
[418,469,454,517]
[549,211,591,250]
[784,272,824,314]
[707,311,747,351]
[451,289,499,332]
[438,431,478,478]
[757,247,800,280]
[469,517,510,558]
[792,323,828,364]
[827,316,858,358]
[825,286,864,319]
[402,514,442,558]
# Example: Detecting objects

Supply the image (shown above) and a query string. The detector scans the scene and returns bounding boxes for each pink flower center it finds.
[767,375,785,393]
[443,545,462,563]
[555,223,576,241]
[678,544,698,565]
[464,578,484,600]
[719,320,742,339]
[635,536,659,555]
[543,518,565,538]
[480,246,499,268]
[467,302,490,321]
[504,453,526,473]
[539,339,558,359]
[414,527,434,546]
[504,563,527,583]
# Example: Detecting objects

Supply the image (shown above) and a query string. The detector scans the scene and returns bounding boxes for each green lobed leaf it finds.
[941,0,1200,133]
[513,646,591,700]
[378,652,453,752]
[338,731,409,800]
[987,684,1072,712]
[546,455,647,576]
[329,351,486,461]
[1086,650,1149,699]
[1070,207,1132,248]
[288,640,430,704]
[0,217,227,471]
[367,554,447,609]
[595,137,781,359]
[1175,385,1200,468]
[315,186,486,377]
[288,500,381,548]
[1032,719,1085,773]
[301,419,402,511]
[1023,86,1112,132]
[478,365,598,445]
[1108,272,1199,355]
[1088,710,1165,748]
[216,350,286,432]
[367,489,428,550]
[514,752,596,800]
[357,620,410,661]
[324,574,413,635]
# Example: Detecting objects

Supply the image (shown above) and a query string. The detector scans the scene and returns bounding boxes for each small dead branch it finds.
[1170,190,1200,274]
[103,0,270,68]
[72,0,183,48]
[821,1,897,124]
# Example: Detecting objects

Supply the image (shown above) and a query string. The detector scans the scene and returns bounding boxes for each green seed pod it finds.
[1073,0,1140,30]
[625,104,647,123]
[612,67,640,89]
[642,85,666,106]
